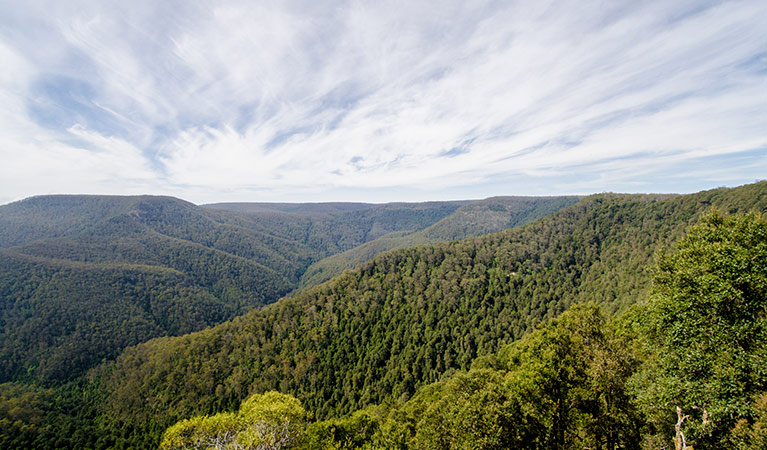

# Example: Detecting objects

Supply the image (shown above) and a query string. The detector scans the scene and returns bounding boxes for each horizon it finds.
[4,181,765,208]
[1,1,765,205]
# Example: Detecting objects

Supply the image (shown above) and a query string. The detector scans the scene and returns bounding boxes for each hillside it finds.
[0,194,578,388]
[298,196,581,289]
[201,200,470,256]
[283,210,767,450]
[0,195,308,385]
[0,195,468,259]
[85,182,767,449]
[0,196,474,385]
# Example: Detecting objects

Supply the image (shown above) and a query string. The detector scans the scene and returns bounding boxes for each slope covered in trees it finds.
[0,195,468,263]
[308,210,767,450]
[86,182,767,448]
[201,200,470,257]
[160,210,767,450]
[298,196,581,289]
[0,195,308,386]
[0,195,572,387]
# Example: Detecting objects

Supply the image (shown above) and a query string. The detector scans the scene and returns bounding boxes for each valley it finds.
[0,183,765,449]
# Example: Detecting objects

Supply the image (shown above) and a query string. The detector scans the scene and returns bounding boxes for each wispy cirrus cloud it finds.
[0,0,765,204]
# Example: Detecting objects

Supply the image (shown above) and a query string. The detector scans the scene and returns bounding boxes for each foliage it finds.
[290,209,767,450]
[0,380,104,450]
[160,391,308,450]
[161,413,241,450]
[0,194,491,447]
[0,195,489,386]
[305,304,641,450]
[499,303,642,449]
[298,196,581,289]
[91,183,767,448]
[2,182,767,448]
[299,409,381,450]
[0,383,50,449]
[730,392,767,449]
[632,211,767,448]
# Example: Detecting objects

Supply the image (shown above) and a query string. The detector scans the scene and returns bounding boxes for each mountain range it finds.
[0,194,576,385]
[0,183,765,449]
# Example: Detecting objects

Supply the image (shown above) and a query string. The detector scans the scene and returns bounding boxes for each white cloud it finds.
[0,40,161,204]
[0,0,765,204]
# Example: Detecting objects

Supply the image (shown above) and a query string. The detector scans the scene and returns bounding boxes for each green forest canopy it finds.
[87,183,767,449]
[0,195,573,386]
[0,182,765,449]
[159,210,767,449]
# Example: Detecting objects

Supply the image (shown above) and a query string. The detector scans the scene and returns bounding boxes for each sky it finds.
[0,0,765,205]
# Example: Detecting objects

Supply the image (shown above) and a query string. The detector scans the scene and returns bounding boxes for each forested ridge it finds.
[0,195,310,387]
[58,182,765,449]
[152,198,767,450]
[0,194,571,388]
[298,196,581,289]
[288,205,767,450]
[0,193,580,448]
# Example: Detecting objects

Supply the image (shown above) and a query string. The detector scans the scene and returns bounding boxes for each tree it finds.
[411,369,523,450]
[237,392,309,450]
[160,413,240,450]
[731,392,767,449]
[501,303,641,450]
[299,409,380,450]
[160,391,308,450]
[635,211,767,448]
[370,303,642,450]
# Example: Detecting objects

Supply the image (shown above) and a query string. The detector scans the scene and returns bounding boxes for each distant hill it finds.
[201,200,471,257]
[0,195,306,384]
[203,201,400,215]
[0,194,576,386]
[84,182,767,449]
[298,196,581,289]
[0,195,186,248]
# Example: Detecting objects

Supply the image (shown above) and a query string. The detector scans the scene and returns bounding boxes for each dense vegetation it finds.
[79,183,766,448]
[0,195,312,386]
[0,195,570,387]
[158,210,767,449]
[298,196,580,289]
[160,391,309,450]
[201,200,470,258]
[351,210,767,450]
[1,183,764,449]
[0,193,576,448]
